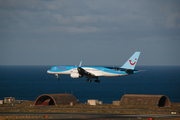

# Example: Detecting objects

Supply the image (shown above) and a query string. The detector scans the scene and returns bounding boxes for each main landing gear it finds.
[86,79,100,83]
[86,79,92,83]
[95,79,100,83]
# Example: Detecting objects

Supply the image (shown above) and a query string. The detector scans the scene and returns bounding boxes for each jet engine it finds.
[70,73,82,78]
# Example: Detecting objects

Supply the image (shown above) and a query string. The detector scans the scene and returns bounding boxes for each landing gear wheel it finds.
[86,79,91,83]
[95,80,100,83]
[57,78,59,81]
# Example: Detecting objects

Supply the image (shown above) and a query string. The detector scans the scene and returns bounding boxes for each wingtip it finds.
[79,61,82,67]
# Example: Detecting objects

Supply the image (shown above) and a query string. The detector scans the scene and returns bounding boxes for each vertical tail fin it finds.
[120,52,141,70]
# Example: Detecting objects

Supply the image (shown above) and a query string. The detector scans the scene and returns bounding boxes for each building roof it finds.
[34,93,78,106]
[120,94,171,107]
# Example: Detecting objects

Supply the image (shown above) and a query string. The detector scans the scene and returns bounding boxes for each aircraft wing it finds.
[77,67,95,76]
[77,67,103,77]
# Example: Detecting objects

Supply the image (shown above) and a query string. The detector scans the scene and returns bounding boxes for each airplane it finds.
[47,51,140,83]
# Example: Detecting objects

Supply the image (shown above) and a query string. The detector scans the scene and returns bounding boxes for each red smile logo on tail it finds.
[129,58,137,65]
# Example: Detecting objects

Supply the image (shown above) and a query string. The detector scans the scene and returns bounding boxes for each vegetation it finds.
[0,101,180,115]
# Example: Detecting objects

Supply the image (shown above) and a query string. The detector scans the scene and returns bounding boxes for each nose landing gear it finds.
[55,74,59,81]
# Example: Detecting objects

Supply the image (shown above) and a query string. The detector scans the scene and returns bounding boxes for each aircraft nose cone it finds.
[47,70,51,73]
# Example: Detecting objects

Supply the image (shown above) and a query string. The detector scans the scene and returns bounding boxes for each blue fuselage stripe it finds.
[48,66,138,75]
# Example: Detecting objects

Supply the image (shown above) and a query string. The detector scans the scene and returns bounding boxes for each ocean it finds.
[0,66,180,104]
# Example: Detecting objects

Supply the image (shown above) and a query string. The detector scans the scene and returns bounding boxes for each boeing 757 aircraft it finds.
[47,52,140,83]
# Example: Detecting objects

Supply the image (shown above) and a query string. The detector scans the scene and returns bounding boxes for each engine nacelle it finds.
[70,73,82,78]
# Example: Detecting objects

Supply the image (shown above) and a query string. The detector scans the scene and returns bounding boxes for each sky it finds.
[0,0,180,66]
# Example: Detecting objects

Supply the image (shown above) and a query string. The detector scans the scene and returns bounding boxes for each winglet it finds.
[120,52,141,70]
[79,61,82,67]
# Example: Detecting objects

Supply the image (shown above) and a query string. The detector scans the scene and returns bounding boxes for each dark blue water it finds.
[0,66,180,103]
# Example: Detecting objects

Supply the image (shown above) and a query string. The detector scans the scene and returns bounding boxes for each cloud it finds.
[73,15,99,23]
[0,0,180,65]
[164,12,180,28]
[65,26,103,33]
[1,0,179,34]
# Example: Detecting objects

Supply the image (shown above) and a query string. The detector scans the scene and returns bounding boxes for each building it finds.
[119,94,171,107]
[113,101,120,106]
[4,97,15,103]
[0,100,4,104]
[87,100,99,105]
[98,101,103,105]
[34,93,78,106]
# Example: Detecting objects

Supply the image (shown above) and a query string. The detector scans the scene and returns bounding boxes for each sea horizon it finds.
[0,66,180,104]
